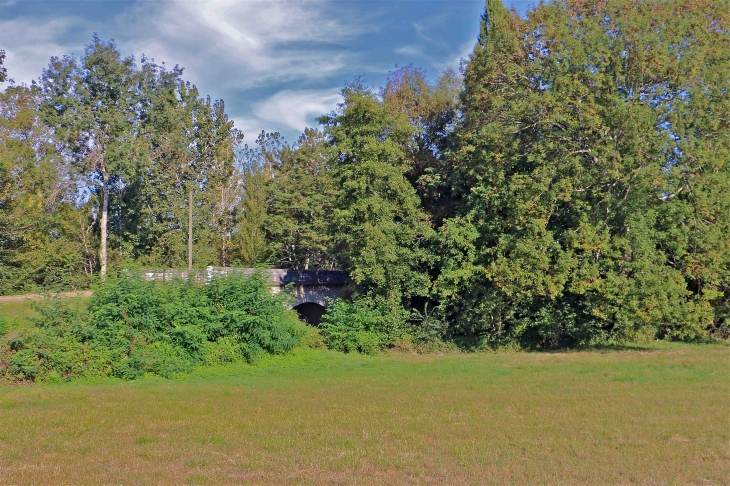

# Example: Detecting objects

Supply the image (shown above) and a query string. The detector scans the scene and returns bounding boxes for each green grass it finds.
[0,300,40,332]
[0,342,727,484]
[0,296,89,335]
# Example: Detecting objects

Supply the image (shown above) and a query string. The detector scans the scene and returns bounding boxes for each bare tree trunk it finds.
[100,173,109,278]
[188,186,193,271]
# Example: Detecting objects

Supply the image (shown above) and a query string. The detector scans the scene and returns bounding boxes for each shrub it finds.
[0,271,306,383]
[319,298,409,354]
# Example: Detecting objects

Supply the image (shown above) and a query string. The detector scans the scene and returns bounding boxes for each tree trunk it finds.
[100,173,109,278]
[188,186,193,271]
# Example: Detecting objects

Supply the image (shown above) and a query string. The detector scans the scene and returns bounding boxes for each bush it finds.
[319,298,410,355]
[0,271,306,383]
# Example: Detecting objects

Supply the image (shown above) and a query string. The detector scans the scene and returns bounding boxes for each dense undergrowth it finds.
[1,271,725,385]
[0,273,305,383]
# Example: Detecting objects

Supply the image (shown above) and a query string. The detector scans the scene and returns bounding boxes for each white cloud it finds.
[0,17,86,84]
[445,39,476,71]
[123,0,368,90]
[0,0,368,141]
[395,44,425,58]
[253,88,341,133]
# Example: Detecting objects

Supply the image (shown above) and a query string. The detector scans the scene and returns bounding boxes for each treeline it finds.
[1,0,728,348]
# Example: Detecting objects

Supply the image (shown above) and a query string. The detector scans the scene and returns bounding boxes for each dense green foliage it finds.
[0,273,305,382]
[0,85,96,293]
[320,84,435,306]
[319,298,410,355]
[1,0,728,354]
[435,0,729,346]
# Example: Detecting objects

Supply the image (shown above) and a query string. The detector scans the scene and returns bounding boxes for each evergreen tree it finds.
[436,0,730,345]
[320,83,434,307]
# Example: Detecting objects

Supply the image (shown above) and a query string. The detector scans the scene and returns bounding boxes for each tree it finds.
[40,35,138,277]
[202,99,244,267]
[381,65,461,224]
[233,151,269,267]
[114,58,241,269]
[0,84,94,292]
[319,83,434,308]
[263,128,338,270]
[230,131,282,267]
[435,0,730,345]
[0,50,7,83]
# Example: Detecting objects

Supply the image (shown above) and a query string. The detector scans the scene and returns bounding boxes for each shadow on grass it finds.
[445,334,725,354]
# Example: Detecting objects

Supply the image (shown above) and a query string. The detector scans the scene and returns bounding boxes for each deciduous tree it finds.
[40,35,138,277]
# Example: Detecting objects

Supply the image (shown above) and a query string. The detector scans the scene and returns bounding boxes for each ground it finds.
[0,326,727,484]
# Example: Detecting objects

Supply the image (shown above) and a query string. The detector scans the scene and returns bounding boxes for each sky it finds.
[0,0,536,143]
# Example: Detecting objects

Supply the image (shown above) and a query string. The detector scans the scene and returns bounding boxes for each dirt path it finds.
[0,290,92,304]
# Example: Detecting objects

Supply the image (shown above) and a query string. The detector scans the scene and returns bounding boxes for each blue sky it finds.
[0,0,536,143]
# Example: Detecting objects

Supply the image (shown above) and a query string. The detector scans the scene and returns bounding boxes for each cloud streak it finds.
[124,0,368,90]
[0,0,504,141]
[254,88,342,132]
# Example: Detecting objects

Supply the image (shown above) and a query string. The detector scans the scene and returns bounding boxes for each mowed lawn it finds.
[0,342,727,485]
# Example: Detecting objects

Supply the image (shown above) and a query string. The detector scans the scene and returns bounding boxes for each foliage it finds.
[319,83,434,307]
[319,297,410,355]
[40,35,140,276]
[381,65,462,224]
[129,62,242,268]
[0,273,305,382]
[1,4,728,349]
[262,129,338,270]
[408,303,449,347]
[0,84,95,293]
[434,0,730,347]
[0,49,7,84]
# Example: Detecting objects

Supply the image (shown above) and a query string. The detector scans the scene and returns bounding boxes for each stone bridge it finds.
[142,267,349,325]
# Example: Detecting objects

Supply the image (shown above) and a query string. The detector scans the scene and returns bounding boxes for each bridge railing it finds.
[141,267,349,287]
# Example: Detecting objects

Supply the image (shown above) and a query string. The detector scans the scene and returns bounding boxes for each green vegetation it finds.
[319,298,410,355]
[0,274,305,383]
[1,3,726,482]
[0,344,726,484]
[436,0,730,347]
[0,300,38,336]
[0,296,89,337]
[0,49,6,83]
[1,0,728,350]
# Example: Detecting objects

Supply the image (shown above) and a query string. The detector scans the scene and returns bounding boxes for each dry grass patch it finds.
[0,343,727,485]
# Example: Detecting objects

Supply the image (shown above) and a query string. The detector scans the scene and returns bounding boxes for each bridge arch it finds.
[143,267,349,325]
[208,267,348,323]
[293,302,327,325]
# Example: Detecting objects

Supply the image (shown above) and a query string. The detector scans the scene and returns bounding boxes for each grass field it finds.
[0,299,40,334]
[0,342,727,484]
[0,296,90,335]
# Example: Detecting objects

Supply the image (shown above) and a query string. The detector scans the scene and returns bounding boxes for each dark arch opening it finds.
[294,302,326,326]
